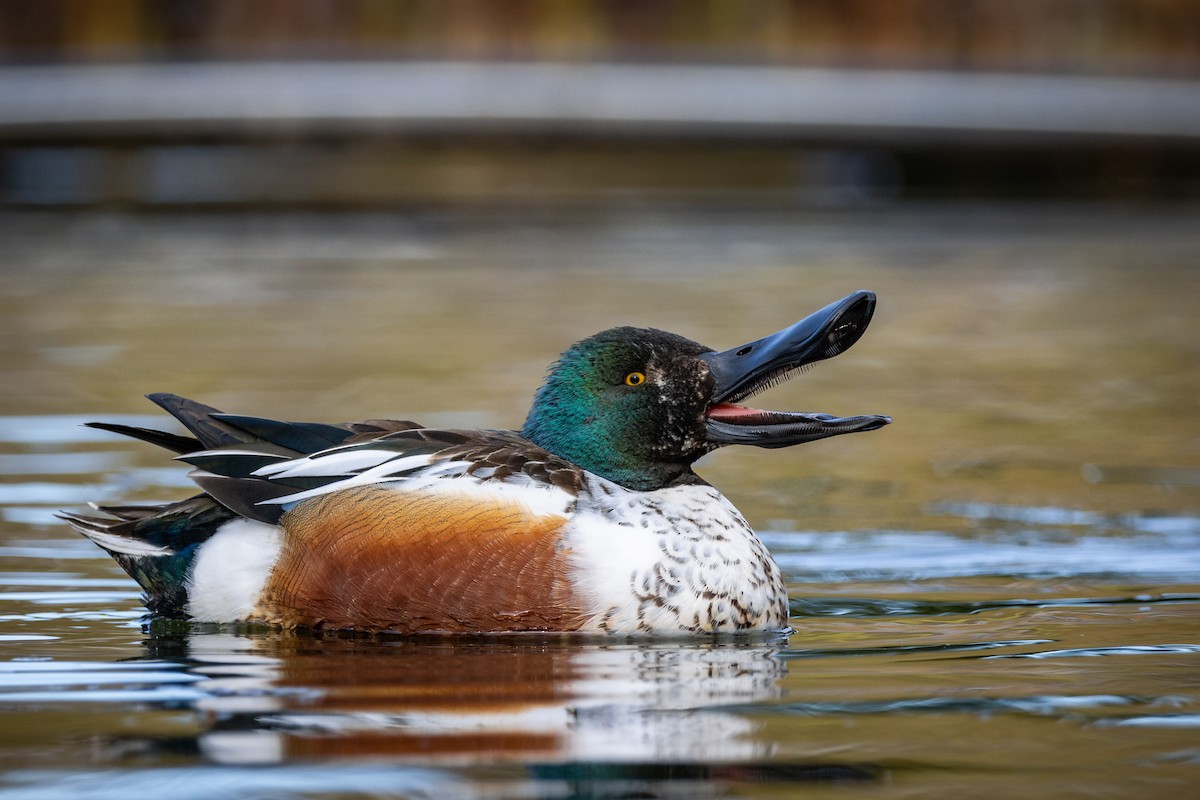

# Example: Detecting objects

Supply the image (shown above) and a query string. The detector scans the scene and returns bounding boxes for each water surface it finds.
[1,207,1198,798]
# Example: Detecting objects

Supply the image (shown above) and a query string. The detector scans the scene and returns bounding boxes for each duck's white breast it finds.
[564,480,789,635]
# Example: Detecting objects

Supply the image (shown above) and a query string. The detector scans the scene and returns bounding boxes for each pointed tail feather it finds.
[89,502,176,522]
[57,511,175,556]
[82,393,255,456]
[59,495,237,617]
[146,393,257,449]
[84,422,201,455]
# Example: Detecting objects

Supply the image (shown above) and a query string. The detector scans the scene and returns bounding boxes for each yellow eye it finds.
[624,371,646,387]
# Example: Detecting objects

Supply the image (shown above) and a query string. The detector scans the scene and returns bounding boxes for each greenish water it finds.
[1,206,1198,798]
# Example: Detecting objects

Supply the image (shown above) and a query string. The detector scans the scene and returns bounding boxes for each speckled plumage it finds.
[568,478,787,634]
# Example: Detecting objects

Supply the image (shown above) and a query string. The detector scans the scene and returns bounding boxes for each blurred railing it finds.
[6,61,1199,142]
[3,0,1199,77]
[2,1,1198,207]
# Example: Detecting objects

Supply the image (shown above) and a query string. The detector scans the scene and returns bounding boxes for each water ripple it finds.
[0,590,142,605]
[0,452,131,476]
[778,638,1051,660]
[986,643,1200,659]
[0,766,457,800]
[762,693,1137,718]
[790,593,1200,618]
[1110,715,1200,728]
[765,527,1200,581]
[0,415,166,445]
[0,660,205,704]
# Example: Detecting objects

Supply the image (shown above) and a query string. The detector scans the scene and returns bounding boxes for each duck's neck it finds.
[520,413,692,492]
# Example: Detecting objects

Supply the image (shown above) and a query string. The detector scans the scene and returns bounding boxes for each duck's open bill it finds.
[700,290,892,447]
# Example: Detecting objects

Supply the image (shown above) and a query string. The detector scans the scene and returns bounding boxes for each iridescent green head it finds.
[521,327,714,490]
[521,292,891,491]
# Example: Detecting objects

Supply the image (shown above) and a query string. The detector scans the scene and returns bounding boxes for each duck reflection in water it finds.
[139,631,792,767]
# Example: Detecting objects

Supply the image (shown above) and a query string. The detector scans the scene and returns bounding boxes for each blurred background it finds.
[1,0,1199,207]
[0,1,1197,515]
[1,6,1199,796]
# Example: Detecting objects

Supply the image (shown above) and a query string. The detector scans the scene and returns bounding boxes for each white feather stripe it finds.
[257,458,474,507]
[180,448,291,462]
[252,449,427,479]
[246,436,388,468]
[75,527,174,557]
[258,466,575,519]
[251,446,394,476]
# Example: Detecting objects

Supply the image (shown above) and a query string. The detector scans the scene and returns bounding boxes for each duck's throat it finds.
[520,419,690,492]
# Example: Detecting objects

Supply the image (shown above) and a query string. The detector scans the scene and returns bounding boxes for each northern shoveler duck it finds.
[62,291,889,636]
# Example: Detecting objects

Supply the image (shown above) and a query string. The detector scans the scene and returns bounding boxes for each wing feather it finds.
[82,394,586,525]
